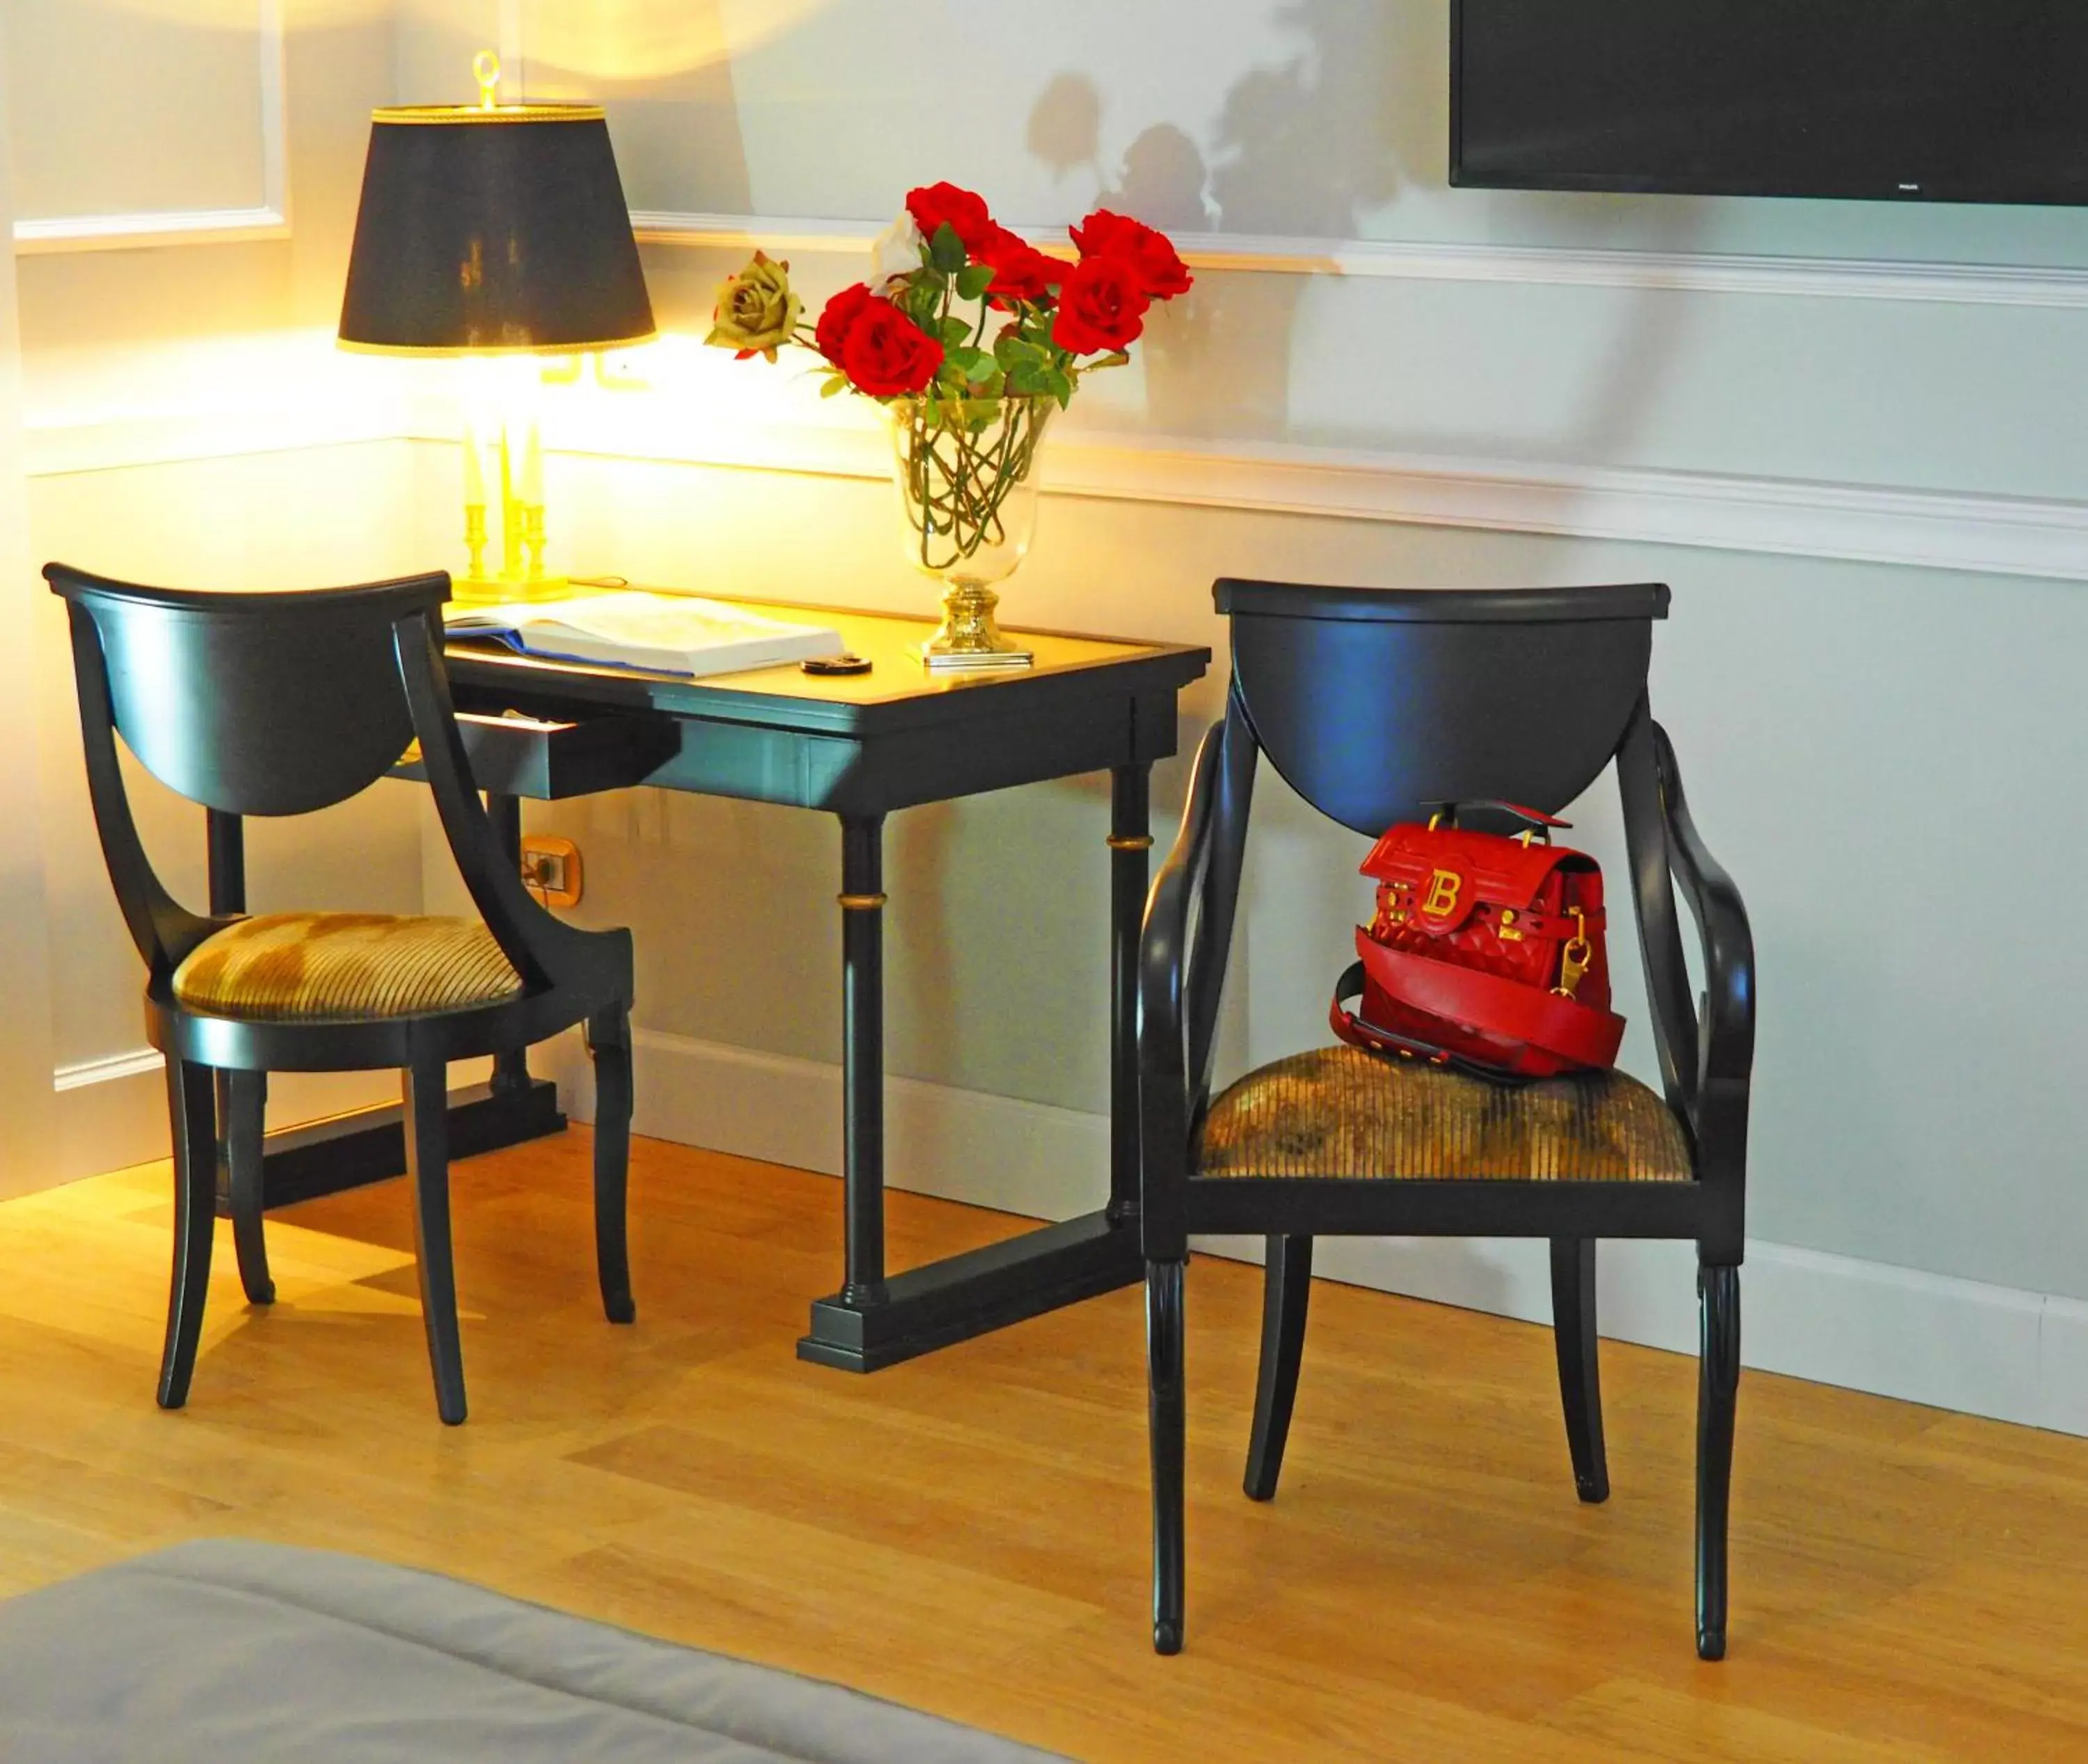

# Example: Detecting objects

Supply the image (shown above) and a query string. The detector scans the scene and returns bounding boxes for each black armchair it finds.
[1137,580,1754,1658]
[47,563,638,1425]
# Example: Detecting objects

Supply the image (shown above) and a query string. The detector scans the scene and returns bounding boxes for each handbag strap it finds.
[1421,800,1572,835]
[1350,930,1626,1070]
[1330,961,1541,1083]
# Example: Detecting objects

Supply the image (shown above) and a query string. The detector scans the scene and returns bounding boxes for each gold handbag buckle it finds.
[1553,906,1592,998]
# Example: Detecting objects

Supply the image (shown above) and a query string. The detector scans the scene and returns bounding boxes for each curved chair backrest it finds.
[1217,580,1668,835]
[46,565,452,817]
[1172,580,1688,1129]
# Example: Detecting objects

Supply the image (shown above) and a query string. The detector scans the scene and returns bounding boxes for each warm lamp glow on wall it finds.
[338,53,654,602]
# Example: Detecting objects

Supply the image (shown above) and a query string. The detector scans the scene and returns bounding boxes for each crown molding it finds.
[631,210,2088,310]
[23,390,2087,585]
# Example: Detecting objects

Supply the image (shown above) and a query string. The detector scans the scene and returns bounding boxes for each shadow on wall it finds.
[1028,0,1404,441]
[527,0,759,217]
[1025,0,1705,466]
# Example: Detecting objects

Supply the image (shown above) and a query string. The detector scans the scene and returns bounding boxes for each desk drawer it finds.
[394,711,676,800]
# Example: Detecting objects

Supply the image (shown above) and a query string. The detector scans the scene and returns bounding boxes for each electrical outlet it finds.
[521,834,583,907]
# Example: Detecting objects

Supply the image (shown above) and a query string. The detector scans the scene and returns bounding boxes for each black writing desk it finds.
[256,597,1208,1371]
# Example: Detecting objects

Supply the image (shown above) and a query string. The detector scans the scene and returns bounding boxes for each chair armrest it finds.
[1653,722,1755,1184]
[1137,702,1256,1257]
[1138,722,1223,1170]
[393,612,629,1002]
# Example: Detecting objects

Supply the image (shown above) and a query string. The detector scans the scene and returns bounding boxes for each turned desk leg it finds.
[1109,764,1153,1224]
[796,792,1145,1373]
[839,814,888,1305]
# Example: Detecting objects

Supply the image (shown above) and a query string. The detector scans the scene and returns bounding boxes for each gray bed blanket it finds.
[0,1538,1071,1763]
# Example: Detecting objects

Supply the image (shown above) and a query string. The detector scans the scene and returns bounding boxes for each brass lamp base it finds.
[919,581,1034,672]
[452,573,571,607]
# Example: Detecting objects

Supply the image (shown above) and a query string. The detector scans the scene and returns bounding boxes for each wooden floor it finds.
[4,1133,2088,1761]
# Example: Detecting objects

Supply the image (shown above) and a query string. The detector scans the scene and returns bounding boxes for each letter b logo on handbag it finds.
[1422,869,1462,917]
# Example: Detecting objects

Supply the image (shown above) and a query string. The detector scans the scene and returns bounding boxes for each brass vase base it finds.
[919,581,1034,672]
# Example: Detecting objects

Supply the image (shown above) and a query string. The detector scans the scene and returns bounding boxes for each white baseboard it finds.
[546,1025,2088,1439]
[538,1025,1110,1227]
[50,1049,493,1190]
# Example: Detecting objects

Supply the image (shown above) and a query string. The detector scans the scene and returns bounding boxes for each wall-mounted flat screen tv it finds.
[1451,2,2088,205]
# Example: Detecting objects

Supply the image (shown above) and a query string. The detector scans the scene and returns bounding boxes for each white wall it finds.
[411,1,2088,1431]
[0,16,60,1197]
[6,0,434,1181]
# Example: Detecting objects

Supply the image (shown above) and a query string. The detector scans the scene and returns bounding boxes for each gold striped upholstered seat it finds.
[1196,1045,1692,1183]
[171,913,523,1022]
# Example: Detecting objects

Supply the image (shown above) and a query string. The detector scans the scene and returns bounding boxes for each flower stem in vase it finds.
[890,393,1054,670]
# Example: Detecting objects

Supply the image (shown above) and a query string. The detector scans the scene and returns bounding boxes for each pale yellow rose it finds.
[705,251,803,361]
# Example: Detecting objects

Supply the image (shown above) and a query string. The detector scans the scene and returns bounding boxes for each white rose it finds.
[868,211,925,295]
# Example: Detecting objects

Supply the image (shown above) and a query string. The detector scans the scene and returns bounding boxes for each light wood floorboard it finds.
[3,1129,2087,1761]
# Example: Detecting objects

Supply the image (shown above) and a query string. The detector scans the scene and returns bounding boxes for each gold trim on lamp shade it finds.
[335,330,655,359]
[371,103,608,125]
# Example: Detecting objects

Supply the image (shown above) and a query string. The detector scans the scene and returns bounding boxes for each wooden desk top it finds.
[443,592,1210,739]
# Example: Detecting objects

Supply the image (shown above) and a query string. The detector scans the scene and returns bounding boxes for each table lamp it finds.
[338,52,654,603]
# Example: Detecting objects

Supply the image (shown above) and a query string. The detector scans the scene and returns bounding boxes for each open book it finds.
[444,590,844,679]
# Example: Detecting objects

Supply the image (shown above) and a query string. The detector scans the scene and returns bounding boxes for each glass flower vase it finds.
[885,392,1057,670]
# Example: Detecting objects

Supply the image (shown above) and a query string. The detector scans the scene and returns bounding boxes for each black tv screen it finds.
[1451,1,2088,205]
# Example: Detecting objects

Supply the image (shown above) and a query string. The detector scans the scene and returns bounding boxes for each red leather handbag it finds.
[1331,802,1625,1081]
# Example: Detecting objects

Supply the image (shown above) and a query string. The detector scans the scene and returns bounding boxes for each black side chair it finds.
[47,563,637,1426]
[1137,580,1753,1658]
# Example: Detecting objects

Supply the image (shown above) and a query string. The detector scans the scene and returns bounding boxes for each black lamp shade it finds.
[339,105,655,354]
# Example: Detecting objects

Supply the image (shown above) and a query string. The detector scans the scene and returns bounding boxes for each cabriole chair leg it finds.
[158,1059,219,1410]
[587,1006,636,1325]
[1147,1257,1187,1655]
[223,1069,274,1306]
[1695,1261,1741,1660]
[403,1060,467,1426]
[1550,1236,1608,1503]
[1244,1234,1312,1502]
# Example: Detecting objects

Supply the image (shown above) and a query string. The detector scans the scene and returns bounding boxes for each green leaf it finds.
[948,345,998,384]
[1006,361,1053,397]
[928,221,967,274]
[818,373,848,398]
[938,315,973,347]
[954,262,996,302]
[1043,365,1075,409]
[995,333,1049,369]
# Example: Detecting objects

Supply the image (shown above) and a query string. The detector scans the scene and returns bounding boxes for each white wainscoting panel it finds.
[10,0,288,254]
[544,1024,2088,1439]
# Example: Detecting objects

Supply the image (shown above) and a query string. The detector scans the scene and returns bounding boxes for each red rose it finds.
[1051,255,1150,354]
[1070,207,1194,299]
[905,182,996,253]
[838,296,944,395]
[814,282,874,363]
[976,225,1061,307]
